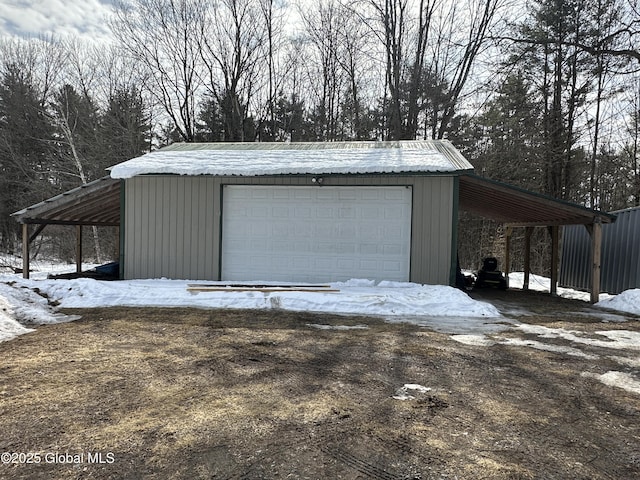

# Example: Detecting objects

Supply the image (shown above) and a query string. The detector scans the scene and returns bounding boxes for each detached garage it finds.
[111,141,472,284]
[13,140,616,299]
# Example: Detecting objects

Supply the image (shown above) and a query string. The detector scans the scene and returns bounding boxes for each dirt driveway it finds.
[0,290,639,479]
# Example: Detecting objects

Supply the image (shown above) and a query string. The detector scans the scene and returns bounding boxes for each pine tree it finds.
[101,86,150,166]
[0,64,55,250]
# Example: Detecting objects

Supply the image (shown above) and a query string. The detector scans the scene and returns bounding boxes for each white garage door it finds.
[221,185,412,283]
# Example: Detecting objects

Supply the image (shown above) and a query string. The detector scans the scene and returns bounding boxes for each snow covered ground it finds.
[0,272,503,341]
[508,271,640,316]
[0,266,638,341]
[1,264,639,395]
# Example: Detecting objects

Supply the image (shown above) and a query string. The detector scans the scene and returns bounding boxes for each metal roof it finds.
[109,140,474,178]
[11,176,121,226]
[459,174,616,226]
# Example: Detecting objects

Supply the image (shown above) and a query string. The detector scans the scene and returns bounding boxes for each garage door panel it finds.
[222,186,411,282]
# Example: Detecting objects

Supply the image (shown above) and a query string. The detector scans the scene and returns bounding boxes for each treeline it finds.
[1,0,640,272]
[0,40,150,257]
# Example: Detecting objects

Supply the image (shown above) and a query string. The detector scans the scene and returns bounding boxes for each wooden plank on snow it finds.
[187,286,340,293]
[187,283,333,289]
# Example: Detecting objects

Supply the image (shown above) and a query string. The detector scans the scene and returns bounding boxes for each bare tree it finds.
[111,0,205,142]
[258,0,288,140]
[0,35,66,106]
[298,0,348,140]
[433,0,502,139]
[367,0,502,139]
[50,85,104,260]
[198,0,266,141]
[369,0,408,139]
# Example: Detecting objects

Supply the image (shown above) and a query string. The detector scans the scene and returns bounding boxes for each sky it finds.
[0,0,115,42]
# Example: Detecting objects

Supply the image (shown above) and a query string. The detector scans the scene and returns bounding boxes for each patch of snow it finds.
[450,334,497,346]
[582,371,640,395]
[515,324,640,351]
[386,315,513,334]
[376,280,421,288]
[0,282,65,325]
[0,304,34,343]
[596,289,640,316]
[4,277,499,319]
[334,279,376,287]
[498,337,598,359]
[392,384,432,400]
[507,272,592,301]
[306,324,369,330]
[609,356,640,368]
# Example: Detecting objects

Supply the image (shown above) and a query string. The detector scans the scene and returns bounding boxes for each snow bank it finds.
[4,277,500,318]
[0,282,45,342]
[0,275,503,342]
[596,289,640,316]
[0,301,34,342]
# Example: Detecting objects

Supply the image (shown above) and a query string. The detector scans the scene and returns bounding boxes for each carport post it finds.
[523,227,533,290]
[590,220,602,303]
[22,223,29,279]
[76,225,83,273]
[550,225,559,296]
[504,226,512,289]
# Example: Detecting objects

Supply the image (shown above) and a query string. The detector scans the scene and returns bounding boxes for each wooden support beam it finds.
[590,221,602,303]
[504,226,512,289]
[22,224,29,279]
[550,225,559,296]
[29,224,47,244]
[523,227,533,290]
[76,225,83,274]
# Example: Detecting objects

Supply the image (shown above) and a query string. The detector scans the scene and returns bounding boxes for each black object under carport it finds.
[474,257,507,290]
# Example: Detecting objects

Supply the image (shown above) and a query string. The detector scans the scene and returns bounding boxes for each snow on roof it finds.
[109,140,474,179]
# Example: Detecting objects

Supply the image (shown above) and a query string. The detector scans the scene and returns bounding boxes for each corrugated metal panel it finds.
[560,207,640,294]
[124,176,216,280]
[123,174,454,284]
[459,174,614,226]
[410,176,454,285]
[109,140,475,178]
[558,225,592,291]
[12,176,121,226]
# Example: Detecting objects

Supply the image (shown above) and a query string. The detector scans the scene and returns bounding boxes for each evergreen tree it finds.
[101,86,150,166]
[0,64,55,249]
[196,97,225,142]
[516,0,593,200]
[474,74,544,191]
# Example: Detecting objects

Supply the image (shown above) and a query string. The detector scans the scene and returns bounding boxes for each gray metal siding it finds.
[124,176,217,279]
[410,176,454,285]
[123,174,454,284]
[559,207,640,294]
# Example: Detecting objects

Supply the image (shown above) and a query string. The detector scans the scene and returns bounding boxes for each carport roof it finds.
[459,174,616,226]
[11,176,120,226]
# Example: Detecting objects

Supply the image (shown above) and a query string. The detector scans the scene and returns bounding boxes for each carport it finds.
[458,174,616,302]
[11,171,615,302]
[11,176,120,278]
